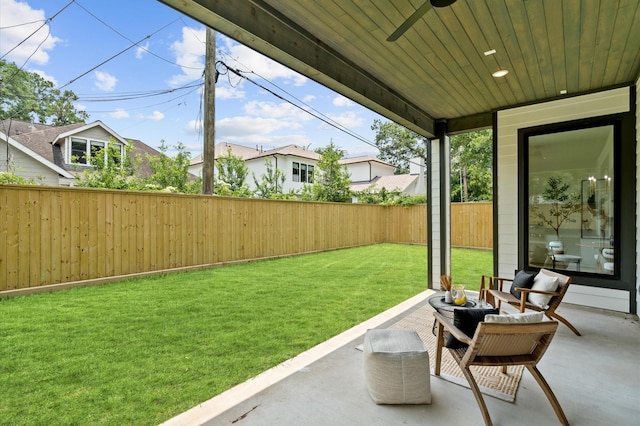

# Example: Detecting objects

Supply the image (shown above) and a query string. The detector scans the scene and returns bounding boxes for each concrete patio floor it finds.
[163,290,640,426]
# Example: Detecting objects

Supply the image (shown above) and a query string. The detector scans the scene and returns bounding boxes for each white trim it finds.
[0,131,74,178]
[54,120,129,146]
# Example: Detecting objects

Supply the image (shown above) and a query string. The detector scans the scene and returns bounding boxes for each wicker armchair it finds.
[433,312,569,426]
[479,269,581,336]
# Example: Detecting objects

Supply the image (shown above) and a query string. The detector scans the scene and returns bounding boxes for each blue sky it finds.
[0,0,386,157]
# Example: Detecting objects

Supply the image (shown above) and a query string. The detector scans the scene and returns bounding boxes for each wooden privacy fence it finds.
[451,202,493,249]
[0,186,490,292]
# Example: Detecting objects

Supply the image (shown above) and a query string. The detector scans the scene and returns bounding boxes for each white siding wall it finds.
[370,162,394,178]
[347,162,372,182]
[247,155,318,193]
[497,87,631,312]
[0,139,60,185]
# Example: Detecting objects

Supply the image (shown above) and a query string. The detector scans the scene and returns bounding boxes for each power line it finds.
[0,19,45,30]
[0,0,74,61]
[216,61,381,152]
[72,1,202,70]
[76,81,203,102]
[57,34,151,90]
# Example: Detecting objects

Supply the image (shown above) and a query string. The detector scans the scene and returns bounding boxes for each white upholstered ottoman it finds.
[363,329,431,404]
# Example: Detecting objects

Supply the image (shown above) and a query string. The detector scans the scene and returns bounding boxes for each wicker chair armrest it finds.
[519,288,561,297]
[481,275,513,291]
[433,312,473,345]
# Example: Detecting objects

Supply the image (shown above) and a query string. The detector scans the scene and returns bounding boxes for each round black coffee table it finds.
[428,294,494,320]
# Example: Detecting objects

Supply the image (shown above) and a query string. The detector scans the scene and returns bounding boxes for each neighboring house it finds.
[190,142,319,193]
[0,119,163,186]
[345,155,426,198]
[189,142,426,197]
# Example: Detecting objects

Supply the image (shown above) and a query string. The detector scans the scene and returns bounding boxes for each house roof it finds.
[0,130,74,179]
[0,119,163,178]
[160,0,640,137]
[191,142,323,164]
[0,120,85,165]
[249,144,321,161]
[339,155,393,167]
[191,142,261,165]
[350,174,418,193]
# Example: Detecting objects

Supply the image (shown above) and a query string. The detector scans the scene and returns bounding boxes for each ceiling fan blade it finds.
[386,1,433,42]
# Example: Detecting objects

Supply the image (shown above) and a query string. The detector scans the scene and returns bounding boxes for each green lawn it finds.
[0,243,491,425]
[451,247,493,289]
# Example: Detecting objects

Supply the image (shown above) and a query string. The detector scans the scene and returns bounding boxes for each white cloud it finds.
[0,0,61,65]
[135,41,150,59]
[186,119,202,134]
[31,69,57,86]
[110,109,130,119]
[220,36,307,86]
[303,94,316,102]
[215,116,296,140]
[244,101,311,123]
[145,111,164,121]
[168,26,205,86]
[216,86,246,100]
[327,111,364,128]
[94,71,117,91]
[333,95,354,107]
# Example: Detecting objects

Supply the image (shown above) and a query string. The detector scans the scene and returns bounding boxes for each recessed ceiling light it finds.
[492,69,509,78]
[484,49,497,56]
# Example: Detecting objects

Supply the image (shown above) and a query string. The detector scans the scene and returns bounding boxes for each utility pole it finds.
[202,27,216,194]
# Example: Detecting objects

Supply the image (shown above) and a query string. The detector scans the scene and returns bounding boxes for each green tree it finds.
[145,141,200,193]
[371,119,426,174]
[215,148,252,196]
[0,60,88,124]
[253,158,286,198]
[450,130,493,202]
[0,171,40,185]
[311,141,352,202]
[74,140,139,189]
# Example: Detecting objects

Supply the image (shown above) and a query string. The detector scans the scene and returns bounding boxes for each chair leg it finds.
[546,312,582,336]
[435,321,444,376]
[460,366,493,426]
[526,365,569,426]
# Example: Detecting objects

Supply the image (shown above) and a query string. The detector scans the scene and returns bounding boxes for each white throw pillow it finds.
[484,312,544,323]
[528,273,559,308]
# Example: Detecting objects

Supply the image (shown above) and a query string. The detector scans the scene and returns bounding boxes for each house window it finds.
[70,137,122,166]
[292,162,300,182]
[90,141,105,163]
[308,165,314,183]
[523,120,617,277]
[292,162,313,183]
[71,138,88,164]
[300,164,307,182]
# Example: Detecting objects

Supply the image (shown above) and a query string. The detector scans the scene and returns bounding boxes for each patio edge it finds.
[160,289,435,426]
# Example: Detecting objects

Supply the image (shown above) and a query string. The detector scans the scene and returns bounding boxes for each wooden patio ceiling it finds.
[158,0,640,138]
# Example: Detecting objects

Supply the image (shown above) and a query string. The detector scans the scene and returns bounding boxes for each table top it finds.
[428,294,494,313]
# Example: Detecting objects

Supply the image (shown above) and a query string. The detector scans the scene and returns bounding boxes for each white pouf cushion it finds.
[363,329,431,404]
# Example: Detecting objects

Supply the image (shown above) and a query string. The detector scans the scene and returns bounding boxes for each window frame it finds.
[518,114,628,285]
[292,162,300,182]
[68,137,123,166]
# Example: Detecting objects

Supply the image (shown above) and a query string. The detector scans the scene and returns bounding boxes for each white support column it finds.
[429,136,451,289]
